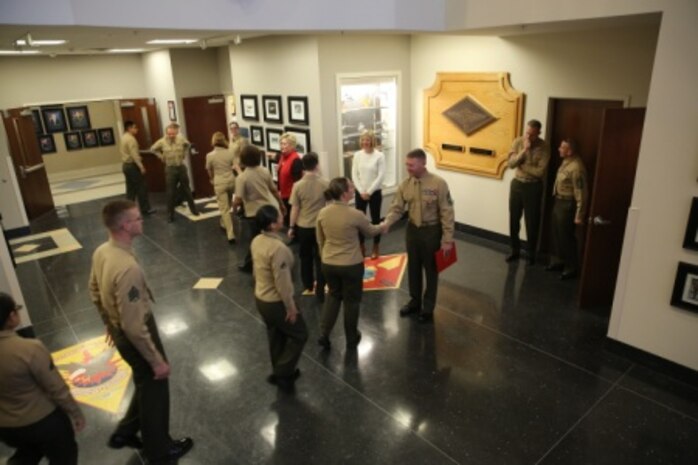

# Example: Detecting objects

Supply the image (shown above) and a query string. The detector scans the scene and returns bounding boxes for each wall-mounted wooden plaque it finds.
[424,72,523,179]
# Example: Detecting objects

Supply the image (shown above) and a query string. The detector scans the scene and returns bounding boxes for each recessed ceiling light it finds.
[147,39,197,45]
[0,50,40,55]
[16,39,66,46]
[108,48,145,53]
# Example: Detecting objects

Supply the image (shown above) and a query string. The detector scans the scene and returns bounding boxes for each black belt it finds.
[409,221,440,228]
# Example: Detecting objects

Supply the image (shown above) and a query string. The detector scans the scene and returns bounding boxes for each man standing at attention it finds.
[506,119,550,265]
[121,120,155,216]
[546,139,588,280]
[89,199,193,464]
[150,123,199,222]
[384,149,455,323]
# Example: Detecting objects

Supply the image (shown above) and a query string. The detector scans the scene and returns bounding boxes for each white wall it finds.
[228,36,324,164]
[608,0,698,370]
[142,50,177,137]
[410,23,658,237]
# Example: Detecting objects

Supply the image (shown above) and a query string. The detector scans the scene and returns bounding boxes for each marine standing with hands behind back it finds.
[89,200,193,464]
[384,149,455,323]
[506,119,550,265]
[546,139,588,280]
[0,292,85,465]
[150,123,199,223]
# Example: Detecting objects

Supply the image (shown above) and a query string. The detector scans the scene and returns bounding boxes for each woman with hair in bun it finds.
[316,177,385,350]
[251,204,308,392]
[205,131,236,244]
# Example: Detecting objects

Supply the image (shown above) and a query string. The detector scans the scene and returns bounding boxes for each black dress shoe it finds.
[560,270,578,280]
[317,335,331,350]
[108,433,143,449]
[505,253,520,263]
[399,304,419,317]
[545,263,564,272]
[164,438,194,461]
[237,263,252,273]
[417,313,434,323]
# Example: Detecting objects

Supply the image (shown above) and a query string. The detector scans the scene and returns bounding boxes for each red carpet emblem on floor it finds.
[363,253,407,291]
[52,336,132,413]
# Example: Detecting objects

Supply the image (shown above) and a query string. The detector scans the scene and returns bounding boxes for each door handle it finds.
[592,215,611,226]
[19,163,45,178]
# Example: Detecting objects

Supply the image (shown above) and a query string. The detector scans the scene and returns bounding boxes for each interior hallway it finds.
[2,194,697,465]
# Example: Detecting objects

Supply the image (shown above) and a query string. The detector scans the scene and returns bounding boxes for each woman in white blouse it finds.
[351,130,385,259]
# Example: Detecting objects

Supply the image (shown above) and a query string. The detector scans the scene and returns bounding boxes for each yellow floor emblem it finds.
[52,336,132,414]
[363,253,407,291]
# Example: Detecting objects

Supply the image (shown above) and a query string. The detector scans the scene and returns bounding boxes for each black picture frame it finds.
[670,261,698,313]
[41,107,67,133]
[97,128,115,146]
[63,132,82,151]
[240,95,259,121]
[81,130,98,148]
[262,95,283,124]
[250,125,264,146]
[287,96,309,125]
[167,100,177,122]
[66,106,91,131]
[265,127,283,152]
[683,197,698,251]
[283,126,311,154]
[31,109,43,134]
[37,134,56,154]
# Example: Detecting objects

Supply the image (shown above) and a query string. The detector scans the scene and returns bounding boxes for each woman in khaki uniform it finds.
[316,178,383,350]
[206,132,237,244]
[251,205,308,392]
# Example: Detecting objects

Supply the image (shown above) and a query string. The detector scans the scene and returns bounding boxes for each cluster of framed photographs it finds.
[31,106,115,155]
[240,95,309,126]
[671,197,698,313]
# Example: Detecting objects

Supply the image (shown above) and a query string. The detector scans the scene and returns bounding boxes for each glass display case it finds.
[337,74,398,189]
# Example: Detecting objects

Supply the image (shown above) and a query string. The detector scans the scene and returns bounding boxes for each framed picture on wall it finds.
[284,126,311,155]
[167,100,177,122]
[250,125,264,146]
[287,96,309,125]
[31,109,44,134]
[66,106,91,130]
[98,128,115,146]
[262,95,283,124]
[683,197,698,251]
[241,95,259,121]
[81,130,98,148]
[63,132,82,151]
[41,107,67,133]
[37,134,56,154]
[670,262,698,313]
[266,127,283,152]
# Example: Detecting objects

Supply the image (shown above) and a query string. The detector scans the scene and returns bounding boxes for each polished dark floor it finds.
[2,196,698,465]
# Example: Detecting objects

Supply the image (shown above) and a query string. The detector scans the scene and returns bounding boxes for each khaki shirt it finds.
[229,135,247,172]
[252,232,295,308]
[206,147,235,187]
[120,132,144,171]
[289,173,329,228]
[554,155,588,222]
[89,239,164,367]
[385,171,455,244]
[507,136,550,181]
[150,134,191,167]
[317,201,382,266]
[235,166,279,217]
[0,330,83,428]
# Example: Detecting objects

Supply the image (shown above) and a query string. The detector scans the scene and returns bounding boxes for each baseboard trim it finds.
[605,338,698,386]
[48,163,122,183]
[455,221,527,248]
[4,226,31,239]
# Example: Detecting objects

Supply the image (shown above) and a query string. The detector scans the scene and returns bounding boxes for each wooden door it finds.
[541,98,624,258]
[182,95,227,198]
[119,99,165,192]
[2,109,54,219]
[579,108,646,308]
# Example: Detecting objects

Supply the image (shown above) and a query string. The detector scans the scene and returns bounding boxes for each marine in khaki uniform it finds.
[0,293,85,465]
[316,178,384,349]
[88,200,193,463]
[288,153,329,301]
[384,149,455,323]
[251,205,308,392]
[233,145,285,272]
[150,123,199,222]
[546,139,588,280]
[206,132,237,243]
[506,119,551,265]
[121,120,154,215]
